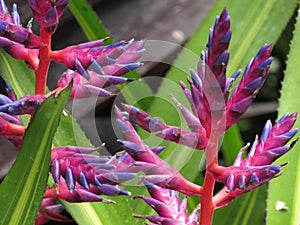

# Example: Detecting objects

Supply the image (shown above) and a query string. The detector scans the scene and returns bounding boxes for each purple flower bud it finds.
[0,93,12,105]
[51,39,144,79]
[98,184,130,196]
[0,94,44,116]
[50,158,60,184]
[226,44,273,128]
[213,164,282,192]
[75,188,108,202]
[243,113,298,166]
[121,104,208,150]
[134,182,199,225]
[65,167,75,191]
[50,145,136,203]
[45,178,116,203]
[35,196,71,225]
[226,174,235,191]
[250,173,260,184]
[29,0,68,25]
[41,6,58,33]
[79,171,90,189]
[55,40,144,99]
[11,4,20,26]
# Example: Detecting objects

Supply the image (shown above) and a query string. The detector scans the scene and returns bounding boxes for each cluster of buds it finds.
[35,194,71,225]
[134,181,199,225]
[0,0,145,97]
[0,0,298,224]
[115,106,202,196]
[116,9,298,224]
[0,83,44,147]
[211,113,298,208]
[56,39,145,98]
[49,145,136,202]
[0,0,145,224]
[122,10,273,151]
[29,0,68,33]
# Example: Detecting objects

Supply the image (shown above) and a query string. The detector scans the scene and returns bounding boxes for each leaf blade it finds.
[266,5,300,225]
[0,84,71,225]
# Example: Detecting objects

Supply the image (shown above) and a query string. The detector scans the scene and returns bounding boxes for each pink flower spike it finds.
[226,44,273,128]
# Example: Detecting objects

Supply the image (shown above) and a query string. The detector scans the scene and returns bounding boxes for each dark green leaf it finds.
[68,0,111,42]
[213,186,266,225]
[0,84,72,225]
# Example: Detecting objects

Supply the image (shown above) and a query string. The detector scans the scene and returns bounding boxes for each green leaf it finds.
[62,197,139,225]
[266,5,300,225]
[0,50,35,97]
[213,186,266,225]
[222,125,244,165]
[68,0,111,42]
[0,83,72,225]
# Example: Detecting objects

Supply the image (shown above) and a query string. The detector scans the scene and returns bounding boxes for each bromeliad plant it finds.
[0,1,298,225]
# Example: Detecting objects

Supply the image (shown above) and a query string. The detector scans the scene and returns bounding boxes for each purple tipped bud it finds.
[90,58,105,74]
[0,0,8,17]
[268,165,281,175]
[250,173,260,184]
[0,93,12,105]
[12,4,20,25]
[226,174,235,191]
[150,146,165,155]
[98,184,130,196]
[79,172,90,189]
[41,7,58,33]
[261,120,272,141]
[76,189,107,202]
[238,175,246,189]
[65,167,75,191]
[94,177,102,186]
[226,44,273,128]
[51,159,60,184]
[0,94,44,116]
[190,68,202,88]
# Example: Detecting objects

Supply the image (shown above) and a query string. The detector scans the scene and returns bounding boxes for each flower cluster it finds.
[0,83,44,147]
[0,0,145,224]
[116,9,298,225]
[0,1,298,225]
[122,10,273,151]
[134,181,199,225]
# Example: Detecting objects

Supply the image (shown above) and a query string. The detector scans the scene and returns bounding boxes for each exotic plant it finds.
[0,1,299,225]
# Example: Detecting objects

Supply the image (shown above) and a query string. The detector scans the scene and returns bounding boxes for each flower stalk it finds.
[0,1,298,224]
[35,29,51,95]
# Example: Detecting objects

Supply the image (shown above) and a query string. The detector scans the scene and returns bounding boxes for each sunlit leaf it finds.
[266,5,300,225]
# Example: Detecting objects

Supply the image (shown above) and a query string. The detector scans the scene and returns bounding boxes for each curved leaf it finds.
[68,0,111,42]
[0,84,72,225]
[266,5,300,225]
[213,186,266,225]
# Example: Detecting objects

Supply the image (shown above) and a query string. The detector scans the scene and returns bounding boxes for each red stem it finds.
[35,29,52,95]
[6,123,26,136]
[213,187,234,209]
[200,135,219,225]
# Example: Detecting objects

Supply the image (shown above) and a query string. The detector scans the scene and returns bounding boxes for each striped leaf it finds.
[0,83,72,225]
[266,5,300,225]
